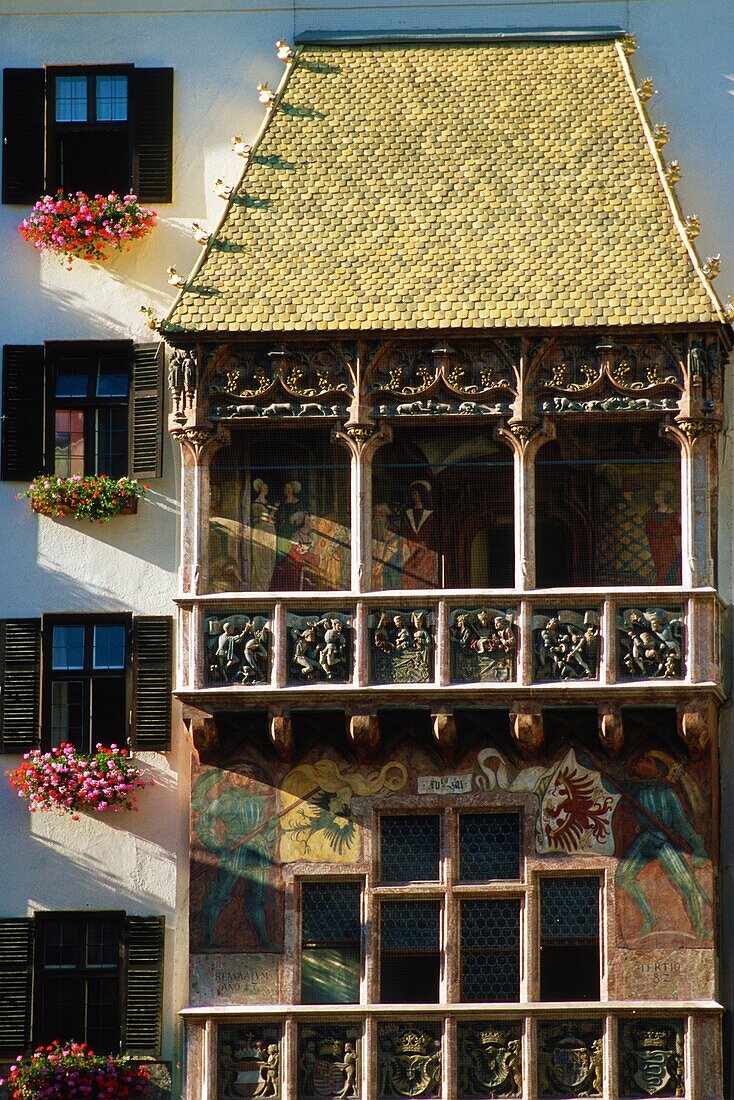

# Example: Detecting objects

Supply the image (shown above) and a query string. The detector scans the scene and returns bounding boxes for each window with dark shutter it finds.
[132,617,172,751]
[2,69,45,204]
[1,346,45,481]
[133,69,174,204]
[0,918,33,1058]
[123,915,164,1057]
[130,343,164,479]
[0,619,41,753]
[2,66,173,204]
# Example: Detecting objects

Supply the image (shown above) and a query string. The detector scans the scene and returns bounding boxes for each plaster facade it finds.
[0,2,732,1099]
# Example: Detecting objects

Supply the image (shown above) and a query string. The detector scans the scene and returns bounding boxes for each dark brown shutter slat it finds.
[123,916,164,1057]
[1,346,45,481]
[133,68,173,204]
[0,918,33,1058]
[0,619,41,753]
[130,342,163,480]
[132,617,172,751]
[2,69,45,204]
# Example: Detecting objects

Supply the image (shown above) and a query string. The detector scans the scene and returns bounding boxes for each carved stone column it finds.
[171,425,229,595]
[333,412,391,593]
[498,419,555,590]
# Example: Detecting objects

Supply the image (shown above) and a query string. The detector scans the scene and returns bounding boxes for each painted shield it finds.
[633,1050,672,1096]
[474,1040,513,1092]
[550,1037,591,1091]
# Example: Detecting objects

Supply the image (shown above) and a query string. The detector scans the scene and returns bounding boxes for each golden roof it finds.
[165,36,724,334]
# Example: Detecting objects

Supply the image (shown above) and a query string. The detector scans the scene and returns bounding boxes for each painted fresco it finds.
[190,729,713,966]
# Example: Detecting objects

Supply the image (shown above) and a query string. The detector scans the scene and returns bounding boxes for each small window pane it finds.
[91,677,127,748]
[55,75,88,122]
[459,813,521,881]
[380,814,440,883]
[380,900,441,1003]
[93,624,126,669]
[39,973,85,1044]
[51,680,86,748]
[86,974,120,1051]
[44,920,81,968]
[461,898,520,1001]
[55,409,85,477]
[95,74,128,121]
[540,876,600,1001]
[52,625,85,669]
[95,407,127,478]
[87,919,120,968]
[56,361,90,398]
[301,882,361,1004]
[96,360,129,397]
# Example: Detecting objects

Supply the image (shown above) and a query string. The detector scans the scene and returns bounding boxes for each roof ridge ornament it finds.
[636,78,657,102]
[257,82,276,108]
[276,39,295,63]
[653,123,670,149]
[621,32,637,55]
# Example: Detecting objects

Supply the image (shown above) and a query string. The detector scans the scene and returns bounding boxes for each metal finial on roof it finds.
[191,222,210,246]
[167,266,186,288]
[684,215,701,239]
[139,305,159,330]
[276,40,295,63]
[257,83,276,108]
[665,161,681,185]
[621,33,637,55]
[213,178,233,200]
[725,297,734,323]
[636,79,657,102]
[231,136,253,158]
[703,255,721,279]
[653,124,670,149]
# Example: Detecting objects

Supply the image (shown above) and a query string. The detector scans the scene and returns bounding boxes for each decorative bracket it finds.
[348,713,380,763]
[431,711,458,766]
[677,697,716,759]
[509,704,544,760]
[270,712,295,763]
[598,703,624,757]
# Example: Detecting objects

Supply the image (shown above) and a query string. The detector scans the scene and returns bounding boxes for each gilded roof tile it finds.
[166,38,724,334]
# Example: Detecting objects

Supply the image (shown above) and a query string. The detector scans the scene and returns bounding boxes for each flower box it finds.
[0,1040,154,1099]
[6,743,152,816]
[19,190,157,266]
[20,474,147,522]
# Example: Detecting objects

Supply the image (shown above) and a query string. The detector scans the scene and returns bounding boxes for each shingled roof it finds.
[165,34,724,334]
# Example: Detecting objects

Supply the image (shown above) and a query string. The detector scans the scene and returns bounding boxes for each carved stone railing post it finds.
[333,410,391,594]
[498,419,555,590]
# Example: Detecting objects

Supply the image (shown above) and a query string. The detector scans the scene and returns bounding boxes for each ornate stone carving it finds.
[618,607,684,680]
[213,400,347,419]
[619,1019,684,1097]
[378,1024,441,1098]
[269,713,295,762]
[458,1022,521,1099]
[218,1026,281,1099]
[370,610,434,684]
[677,698,715,759]
[541,396,678,414]
[533,611,600,681]
[451,608,517,683]
[204,612,271,685]
[300,1026,360,1099]
[431,711,457,766]
[535,336,683,400]
[538,1022,602,1098]
[168,345,198,417]
[288,613,352,684]
[509,706,544,759]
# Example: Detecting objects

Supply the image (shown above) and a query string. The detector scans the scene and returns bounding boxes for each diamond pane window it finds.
[380,900,441,1003]
[380,814,441,883]
[459,813,521,881]
[540,876,600,1001]
[301,881,361,1004]
[461,898,521,1002]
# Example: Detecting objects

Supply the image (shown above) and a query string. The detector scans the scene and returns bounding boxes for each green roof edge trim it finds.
[294,27,626,45]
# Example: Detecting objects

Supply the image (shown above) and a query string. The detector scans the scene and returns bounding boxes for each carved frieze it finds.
[458,1022,521,1099]
[533,610,600,681]
[288,612,353,684]
[619,1019,684,1097]
[300,1026,360,1098]
[534,335,684,403]
[618,607,684,680]
[369,610,434,684]
[218,1025,281,1099]
[538,1022,603,1098]
[378,1024,441,1098]
[204,611,271,685]
[451,608,517,683]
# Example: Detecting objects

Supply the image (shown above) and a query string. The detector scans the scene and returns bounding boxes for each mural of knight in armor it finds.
[209,429,351,592]
[371,426,514,589]
[535,422,681,587]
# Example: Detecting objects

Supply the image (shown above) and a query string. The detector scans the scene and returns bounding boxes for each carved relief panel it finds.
[288,612,353,684]
[457,1022,522,1098]
[369,610,435,684]
[451,609,517,683]
[218,1025,282,1099]
[204,611,271,685]
[538,1022,603,1098]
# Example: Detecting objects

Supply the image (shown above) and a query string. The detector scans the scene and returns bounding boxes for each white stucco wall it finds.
[0,0,732,1091]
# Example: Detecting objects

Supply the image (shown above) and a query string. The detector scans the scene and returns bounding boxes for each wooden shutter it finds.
[0,919,33,1058]
[0,619,41,753]
[132,617,172,751]
[133,68,173,204]
[1,346,45,481]
[2,69,45,204]
[123,915,164,1057]
[130,342,164,480]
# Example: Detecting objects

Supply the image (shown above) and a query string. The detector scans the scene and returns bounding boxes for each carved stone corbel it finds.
[677,697,716,759]
[270,712,295,763]
[348,713,380,763]
[431,711,458,766]
[183,710,218,764]
[598,704,624,757]
[509,704,544,760]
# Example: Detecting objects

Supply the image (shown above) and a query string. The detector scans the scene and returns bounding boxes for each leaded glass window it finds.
[461,898,521,1001]
[380,900,441,1003]
[380,814,441,883]
[301,881,361,1004]
[540,876,600,1001]
[459,813,521,881]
